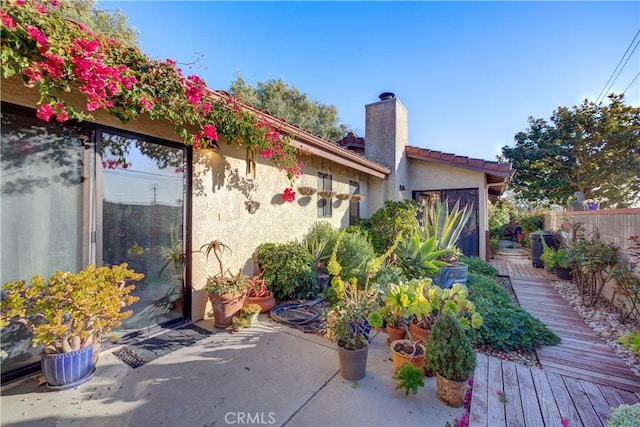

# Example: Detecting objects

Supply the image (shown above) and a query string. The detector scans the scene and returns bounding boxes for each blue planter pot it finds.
[433,262,469,289]
[41,345,95,390]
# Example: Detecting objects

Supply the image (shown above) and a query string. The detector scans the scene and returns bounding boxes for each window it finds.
[317,172,332,217]
[349,181,360,225]
[1,105,189,382]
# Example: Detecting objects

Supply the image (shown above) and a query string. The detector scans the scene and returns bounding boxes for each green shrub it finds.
[425,312,476,381]
[518,214,544,246]
[364,200,419,254]
[333,226,376,284]
[467,273,561,351]
[608,403,640,427]
[489,237,500,257]
[301,221,338,266]
[461,256,498,277]
[256,242,317,301]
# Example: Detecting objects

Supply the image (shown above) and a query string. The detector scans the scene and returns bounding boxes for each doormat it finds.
[112,324,213,369]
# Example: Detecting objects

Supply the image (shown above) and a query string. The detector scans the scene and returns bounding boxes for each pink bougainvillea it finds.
[2,0,303,194]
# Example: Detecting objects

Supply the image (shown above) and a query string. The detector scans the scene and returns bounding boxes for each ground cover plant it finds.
[466,270,561,352]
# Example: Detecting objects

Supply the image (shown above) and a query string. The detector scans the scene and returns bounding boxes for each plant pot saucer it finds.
[46,368,96,391]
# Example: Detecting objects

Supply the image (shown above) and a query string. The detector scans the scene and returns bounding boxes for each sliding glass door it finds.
[1,106,189,381]
[100,132,186,339]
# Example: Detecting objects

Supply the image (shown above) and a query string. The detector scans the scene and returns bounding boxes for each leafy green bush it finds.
[460,256,498,277]
[334,226,376,284]
[608,403,640,427]
[518,214,544,246]
[362,200,419,254]
[256,242,317,301]
[301,221,338,266]
[467,273,561,351]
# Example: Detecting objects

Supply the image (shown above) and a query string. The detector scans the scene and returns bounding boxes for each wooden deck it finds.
[470,353,640,427]
[469,255,639,426]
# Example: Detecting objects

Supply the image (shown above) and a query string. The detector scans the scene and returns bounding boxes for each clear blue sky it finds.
[101,1,639,161]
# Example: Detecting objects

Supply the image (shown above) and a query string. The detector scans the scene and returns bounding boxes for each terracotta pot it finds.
[390,339,425,372]
[409,321,430,343]
[209,293,245,328]
[436,373,467,407]
[386,324,407,344]
[337,341,368,381]
[246,292,276,313]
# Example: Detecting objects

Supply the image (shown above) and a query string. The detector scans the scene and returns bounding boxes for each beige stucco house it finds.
[1,80,511,382]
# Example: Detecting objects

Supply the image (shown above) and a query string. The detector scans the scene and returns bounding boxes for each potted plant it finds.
[410,281,483,343]
[245,264,276,313]
[425,312,476,407]
[393,363,425,396]
[326,229,399,381]
[236,303,261,329]
[421,198,474,288]
[0,264,142,389]
[583,199,600,211]
[201,240,249,329]
[540,245,573,280]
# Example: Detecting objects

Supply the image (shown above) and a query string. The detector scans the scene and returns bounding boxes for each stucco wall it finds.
[407,159,488,260]
[2,78,375,321]
[191,146,371,319]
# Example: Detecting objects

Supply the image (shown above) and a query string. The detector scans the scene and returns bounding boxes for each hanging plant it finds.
[317,190,336,199]
[336,193,351,201]
[350,194,365,203]
[297,186,316,196]
[1,0,303,197]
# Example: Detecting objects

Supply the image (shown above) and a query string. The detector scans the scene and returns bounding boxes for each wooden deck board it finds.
[515,363,545,426]
[501,361,525,427]
[469,256,640,425]
[469,353,489,427]
[530,368,564,426]
[563,376,605,427]
[486,356,506,426]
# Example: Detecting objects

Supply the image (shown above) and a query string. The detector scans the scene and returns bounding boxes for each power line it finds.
[622,71,640,96]
[595,28,640,104]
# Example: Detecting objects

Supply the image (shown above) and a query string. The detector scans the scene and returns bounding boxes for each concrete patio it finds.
[1,318,465,427]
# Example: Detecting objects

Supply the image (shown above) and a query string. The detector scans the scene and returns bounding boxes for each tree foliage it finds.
[230,73,352,142]
[56,0,140,46]
[501,94,640,208]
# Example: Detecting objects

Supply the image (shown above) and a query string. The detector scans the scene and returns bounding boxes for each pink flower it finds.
[26,25,48,48]
[23,67,42,83]
[261,149,274,160]
[34,2,48,14]
[1,10,16,29]
[53,102,69,122]
[561,419,569,427]
[282,188,296,203]
[139,97,153,112]
[202,124,218,141]
[36,104,54,121]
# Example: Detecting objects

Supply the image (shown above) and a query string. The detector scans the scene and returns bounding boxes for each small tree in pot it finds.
[325,230,400,381]
[1,264,142,389]
[425,312,476,407]
[201,240,249,328]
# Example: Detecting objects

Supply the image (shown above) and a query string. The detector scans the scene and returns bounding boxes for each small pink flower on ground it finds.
[282,187,296,203]
[561,418,569,426]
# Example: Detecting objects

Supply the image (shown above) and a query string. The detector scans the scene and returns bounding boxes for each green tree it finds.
[56,0,140,46]
[500,94,640,208]
[229,73,352,142]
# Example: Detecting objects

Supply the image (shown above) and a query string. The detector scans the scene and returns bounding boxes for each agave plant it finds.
[395,230,450,279]
[421,199,474,262]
